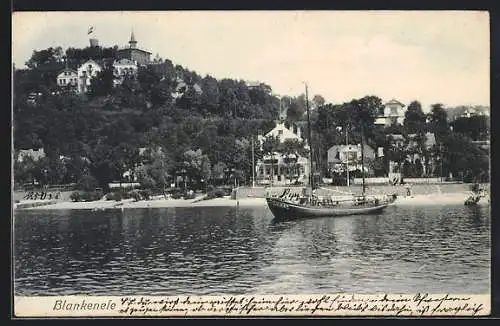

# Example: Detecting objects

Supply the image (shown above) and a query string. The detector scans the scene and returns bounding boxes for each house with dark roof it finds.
[116,31,152,66]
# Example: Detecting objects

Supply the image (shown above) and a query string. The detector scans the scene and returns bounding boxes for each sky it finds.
[12,11,490,110]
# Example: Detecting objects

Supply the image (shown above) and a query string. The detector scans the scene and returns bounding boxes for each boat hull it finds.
[266,197,388,221]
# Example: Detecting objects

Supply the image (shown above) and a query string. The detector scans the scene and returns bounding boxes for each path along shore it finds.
[14,191,490,211]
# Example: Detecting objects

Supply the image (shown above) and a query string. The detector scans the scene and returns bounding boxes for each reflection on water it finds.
[14,204,490,295]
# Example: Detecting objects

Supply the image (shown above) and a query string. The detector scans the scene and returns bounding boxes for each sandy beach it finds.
[14,191,490,211]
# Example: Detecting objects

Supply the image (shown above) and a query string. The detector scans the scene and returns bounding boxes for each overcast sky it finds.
[12,11,489,110]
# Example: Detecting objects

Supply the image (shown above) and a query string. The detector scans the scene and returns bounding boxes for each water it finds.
[14,204,490,296]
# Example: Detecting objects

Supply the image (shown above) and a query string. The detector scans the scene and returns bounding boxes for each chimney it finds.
[89,38,99,47]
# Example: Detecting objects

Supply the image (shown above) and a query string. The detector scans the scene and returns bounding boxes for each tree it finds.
[286,94,306,122]
[385,135,409,176]
[279,138,305,184]
[312,94,326,109]
[428,103,450,142]
[404,101,427,134]
[442,133,489,182]
[182,149,211,190]
[451,115,489,141]
[89,65,115,97]
[262,135,281,185]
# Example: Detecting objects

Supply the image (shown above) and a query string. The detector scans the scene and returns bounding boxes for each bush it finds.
[184,191,196,200]
[106,192,122,201]
[77,174,99,192]
[204,188,227,200]
[70,190,101,202]
[171,191,183,199]
[129,189,142,202]
[139,189,152,200]
[70,191,81,202]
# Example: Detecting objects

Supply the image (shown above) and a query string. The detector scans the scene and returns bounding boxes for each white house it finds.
[77,59,102,93]
[256,152,310,186]
[375,99,407,127]
[327,144,376,174]
[17,148,46,162]
[56,69,78,88]
[255,122,310,186]
[259,122,303,144]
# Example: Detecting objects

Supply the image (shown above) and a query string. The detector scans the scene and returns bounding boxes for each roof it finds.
[327,143,375,151]
[387,134,405,140]
[113,58,137,66]
[385,99,405,107]
[117,47,152,55]
[58,68,77,74]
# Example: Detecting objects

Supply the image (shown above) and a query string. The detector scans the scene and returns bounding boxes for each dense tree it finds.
[404,101,426,134]
[428,103,450,142]
[451,115,489,141]
[13,45,491,189]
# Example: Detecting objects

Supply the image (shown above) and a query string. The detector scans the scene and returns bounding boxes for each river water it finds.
[14,203,490,296]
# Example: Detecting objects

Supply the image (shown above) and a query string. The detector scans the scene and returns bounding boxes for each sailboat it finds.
[266,84,393,221]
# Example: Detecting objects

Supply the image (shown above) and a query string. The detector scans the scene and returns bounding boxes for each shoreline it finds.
[15,192,490,211]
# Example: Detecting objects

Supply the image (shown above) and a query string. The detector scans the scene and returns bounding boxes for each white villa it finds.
[255,122,310,186]
[77,59,102,93]
[56,69,78,88]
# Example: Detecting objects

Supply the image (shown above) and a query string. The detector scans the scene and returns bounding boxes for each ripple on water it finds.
[13,204,491,295]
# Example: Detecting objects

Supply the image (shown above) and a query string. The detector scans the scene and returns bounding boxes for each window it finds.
[278,130,283,136]
[390,106,398,116]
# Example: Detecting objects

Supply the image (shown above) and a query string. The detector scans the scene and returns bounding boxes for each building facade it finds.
[77,59,102,93]
[17,148,46,163]
[116,31,152,66]
[259,121,303,144]
[256,152,310,186]
[327,144,376,174]
[56,69,78,88]
[375,99,407,127]
[255,122,310,186]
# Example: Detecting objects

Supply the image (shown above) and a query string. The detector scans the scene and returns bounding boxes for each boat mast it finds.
[360,123,366,196]
[251,136,255,188]
[305,83,314,190]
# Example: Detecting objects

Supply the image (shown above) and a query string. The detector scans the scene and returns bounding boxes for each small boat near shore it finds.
[464,185,488,206]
